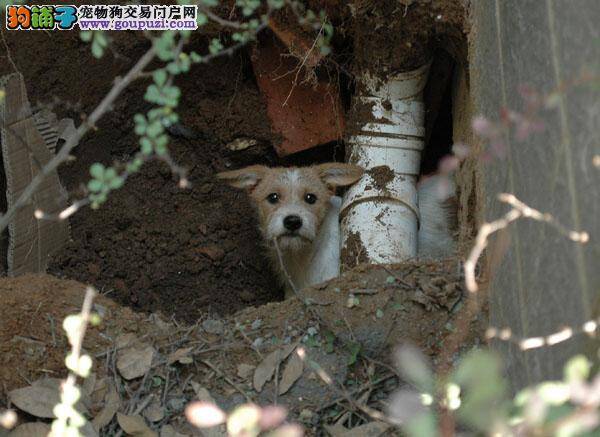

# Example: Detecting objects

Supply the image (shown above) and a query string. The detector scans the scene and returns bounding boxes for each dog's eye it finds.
[266,193,279,204]
[304,193,317,204]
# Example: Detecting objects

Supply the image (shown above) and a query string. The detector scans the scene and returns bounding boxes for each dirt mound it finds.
[0,274,145,398]
[0,258,482,435]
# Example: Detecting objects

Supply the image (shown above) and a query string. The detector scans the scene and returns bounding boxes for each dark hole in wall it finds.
[421,49,456,175]
[280,140,345,167]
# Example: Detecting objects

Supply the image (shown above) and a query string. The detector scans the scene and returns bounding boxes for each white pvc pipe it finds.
[340,63,430,266]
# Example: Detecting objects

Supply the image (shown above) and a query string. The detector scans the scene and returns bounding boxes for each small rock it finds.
[227,137,257,151]
[196,245,225,262]
[199,183,213,194]
[237,364,255,379]
[202,319,224,335]
[87,263,101,276]
[167,397,186,413]
[251,319,262,330]
[299,409,314,423]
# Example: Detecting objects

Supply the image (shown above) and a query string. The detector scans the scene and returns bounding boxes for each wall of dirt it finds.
[452,65,481,255]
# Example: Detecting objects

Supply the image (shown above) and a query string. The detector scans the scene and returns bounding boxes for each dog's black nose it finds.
[283,215,303,231]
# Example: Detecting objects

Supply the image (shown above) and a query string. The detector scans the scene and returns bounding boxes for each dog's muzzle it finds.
[283,215,303,231]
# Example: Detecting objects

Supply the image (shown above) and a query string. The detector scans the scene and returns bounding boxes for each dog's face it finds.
[218,164,364,251]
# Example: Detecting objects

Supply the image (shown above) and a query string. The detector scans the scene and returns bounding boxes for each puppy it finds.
[218,164,456,296]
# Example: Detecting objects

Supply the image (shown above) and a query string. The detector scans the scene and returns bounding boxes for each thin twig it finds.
[273,238,302,301]
[201,359,253,403]
[281,23,324,107]
[438,193,589,375]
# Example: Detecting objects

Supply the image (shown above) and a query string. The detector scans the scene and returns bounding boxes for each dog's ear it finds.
[216,165,268,189]
[315,163,364,187]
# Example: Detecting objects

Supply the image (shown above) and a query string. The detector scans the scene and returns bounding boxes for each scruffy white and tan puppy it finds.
[218,164,455,295]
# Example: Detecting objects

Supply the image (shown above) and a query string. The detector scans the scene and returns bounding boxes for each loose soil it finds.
[367,165,395,190]
[1,31,284,323]
[351,0,468,78]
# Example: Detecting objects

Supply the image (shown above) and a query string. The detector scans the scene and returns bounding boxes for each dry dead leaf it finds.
[149,313,174,332]
[278,349,304,395]
[91,377,109,405]
[117,413,157,437]
[81,420,99,437]
[82,372,97,398]
[92,380,120,431]
[189,381,214,403]
[143,399,165,423]
[9,386,60,418]
[236,363,255,380]
[24,378,92,416]
[253,343,297,392]
[8,422,50,437]
[167,347,193,365]
[116,334,155,380]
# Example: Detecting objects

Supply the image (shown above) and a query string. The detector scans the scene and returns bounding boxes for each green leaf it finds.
[134,124,146,136]
[89,163,105,179]
[163,86,181,100]
[140,137,153,155]
[564,355,590,383]
[96,33,108,47]
[197,12,208,26]
[453,350,508,431]
[147,108,164,120]
[144,84,162,103]
[87,179,103,193]
[109,177,124,190]
[134,113,146,125]
[153,69,167,87]
[146,121,163,139]
[104,167,117,181]
[208,38,224,55]
[127,158,144,173]
[155,143,167,156]
[536,381,570,405]
[190,51,202,63]
[80,31,93,42]
[268,0,285,9]
[91,40,104,59]
[167,62,180,75]
[179,56,190,72]
[155,135,169,148]
[347,342,361,365]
